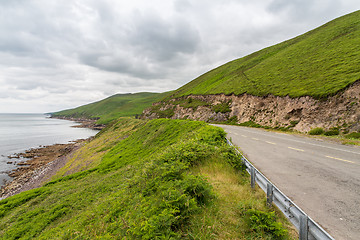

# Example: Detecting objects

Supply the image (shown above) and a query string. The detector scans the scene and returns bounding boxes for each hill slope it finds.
[0,118,295,239]
[52,92,170,124]
[170,10,360,99]
[143,11,360,133]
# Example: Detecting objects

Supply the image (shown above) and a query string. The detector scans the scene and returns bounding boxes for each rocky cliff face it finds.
[142,81,360,133]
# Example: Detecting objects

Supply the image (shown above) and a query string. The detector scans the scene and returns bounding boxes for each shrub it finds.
[221,145,246,172]
[324,129,339,136]
[275,126,291,132]
[157,108,175,118]
[308,127,324,135]
[239,121,263,128]
[127,140,216,239]
[289,120,299,127]
[245,209,287,239]
[176,98,209,110]
[342,129,349,134]
[345,132,360,139]
[211,101,232,113]
[149,105,175,118]
[227,116,238,124]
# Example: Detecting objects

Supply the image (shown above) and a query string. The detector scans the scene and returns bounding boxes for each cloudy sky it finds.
[0,0,359,113]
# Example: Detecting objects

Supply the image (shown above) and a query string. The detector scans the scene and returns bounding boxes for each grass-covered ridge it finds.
[170,10,360,99]
[0,119,295,239]
[52,92,170,124]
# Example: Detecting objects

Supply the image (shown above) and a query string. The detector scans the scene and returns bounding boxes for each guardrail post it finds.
[299,215,308,240]
[266,183,274,207]
[225,137,334,240]
[241,156,245,164]
[250,167,256,189]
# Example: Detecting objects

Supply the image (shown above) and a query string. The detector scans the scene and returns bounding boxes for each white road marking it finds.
[230,127,360,156]
[325,156,355,164]
[288,147,305,152]
[266,141,276,145]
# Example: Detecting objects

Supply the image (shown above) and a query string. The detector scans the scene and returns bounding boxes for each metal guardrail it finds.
[226,138,335,240]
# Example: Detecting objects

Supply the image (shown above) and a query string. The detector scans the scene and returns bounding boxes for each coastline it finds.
[0,140,87,199]
[49,115,106,130]
[0,116,103,200]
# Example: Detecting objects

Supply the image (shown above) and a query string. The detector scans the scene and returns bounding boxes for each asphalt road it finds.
[215,125,360,240]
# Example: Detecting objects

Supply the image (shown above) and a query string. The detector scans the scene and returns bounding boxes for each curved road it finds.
[216,125,360,240]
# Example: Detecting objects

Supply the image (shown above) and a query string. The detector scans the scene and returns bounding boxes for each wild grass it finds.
[186,154,296,239]
[308,127,325,135]
[169,10,360,99]
[51,118,145,179]
[0,119,295,239]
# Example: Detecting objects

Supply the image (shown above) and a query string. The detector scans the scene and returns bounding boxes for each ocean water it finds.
[0,113,99,186]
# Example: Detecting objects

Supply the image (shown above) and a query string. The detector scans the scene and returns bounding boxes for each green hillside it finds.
[0,118,294,239]
[52,92,170,124]
[170,10,360,99]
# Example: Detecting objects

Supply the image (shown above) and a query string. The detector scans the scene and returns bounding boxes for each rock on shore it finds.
[0,140,85,199]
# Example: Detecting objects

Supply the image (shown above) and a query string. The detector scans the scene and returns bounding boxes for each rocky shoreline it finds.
[0,115,105,200]
[0,140,88,199]
[0,115,104,200]
[50,115,106,130]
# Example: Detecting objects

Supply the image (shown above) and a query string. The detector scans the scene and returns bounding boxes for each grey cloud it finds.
[0,0,359,113]
[77,9,201,79]
[174,0,192,12]
[0,88,14,99]
[130,12,200,61]
[79,51,163,79]
[267,0,341,21]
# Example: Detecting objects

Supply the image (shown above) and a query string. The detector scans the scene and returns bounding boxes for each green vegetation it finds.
[238,121,266,129]
[226,116,239,125]
[212,101,232,113]
[148,104,175,119]
[308,127,325,135]
[149,98,210,118]
[169,10,360,99]
[346,132,360,139]
[0,118,294,239]
[309,127,340,136]
[176,98,209,110]
[52,92,170,124]
[185,146,294,239]
[244,209,287,238]
[324,129,340,136]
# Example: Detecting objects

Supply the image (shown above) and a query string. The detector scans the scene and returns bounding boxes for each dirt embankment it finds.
[142,81,360,133]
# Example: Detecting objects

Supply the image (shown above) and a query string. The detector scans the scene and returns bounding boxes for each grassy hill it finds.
[0,118,295,239]
[170,10,360,99]
[52,92,171,124]
[53,11,360,125]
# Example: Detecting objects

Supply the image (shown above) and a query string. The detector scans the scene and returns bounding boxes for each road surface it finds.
[216,125,360,240]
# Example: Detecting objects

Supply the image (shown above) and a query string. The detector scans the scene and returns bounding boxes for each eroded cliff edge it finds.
[142,81,360,133]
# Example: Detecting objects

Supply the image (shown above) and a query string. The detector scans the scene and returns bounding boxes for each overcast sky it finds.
[0,0,359,113]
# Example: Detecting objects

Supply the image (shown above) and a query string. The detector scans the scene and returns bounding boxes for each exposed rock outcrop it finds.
[142,81,360,133]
